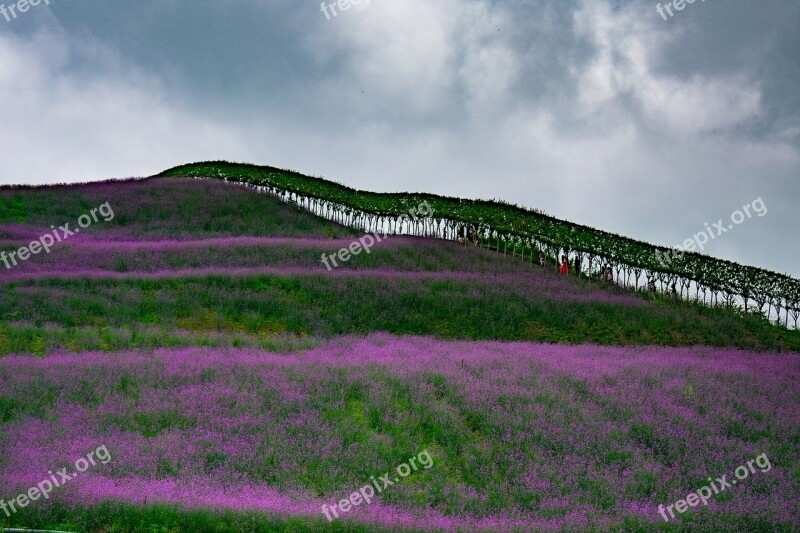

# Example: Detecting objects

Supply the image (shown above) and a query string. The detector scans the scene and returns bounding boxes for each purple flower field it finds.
[3,177,799,531]
[1,335,797,531]
[0,229,645,307]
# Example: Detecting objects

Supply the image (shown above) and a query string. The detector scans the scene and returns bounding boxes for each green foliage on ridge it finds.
[158,161,800,314]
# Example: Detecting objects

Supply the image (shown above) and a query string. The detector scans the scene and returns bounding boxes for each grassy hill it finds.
[0,175,798,532]
[1,178,797,355]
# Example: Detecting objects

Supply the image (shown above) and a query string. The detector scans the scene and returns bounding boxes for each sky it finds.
[0,0,798,276]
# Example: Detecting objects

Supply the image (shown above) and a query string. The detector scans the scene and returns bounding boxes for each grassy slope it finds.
[0,177,361,239]
[0,178,797,354]
[1,177,799,533]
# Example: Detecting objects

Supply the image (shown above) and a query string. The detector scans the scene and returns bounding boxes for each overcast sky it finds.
[0,0,798,275]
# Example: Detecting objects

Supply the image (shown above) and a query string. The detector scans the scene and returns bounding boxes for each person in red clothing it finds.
[559,255,569,274]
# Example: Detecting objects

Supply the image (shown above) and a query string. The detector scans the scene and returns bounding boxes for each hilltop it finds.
[1,176,797,354]
[0,172,798,532]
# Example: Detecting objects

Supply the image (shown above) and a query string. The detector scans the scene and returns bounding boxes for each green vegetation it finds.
[1,169,798,532]
[0,177,359,238]
[2,275,798,355]
[158,161,800,321]
[2,502,393,533]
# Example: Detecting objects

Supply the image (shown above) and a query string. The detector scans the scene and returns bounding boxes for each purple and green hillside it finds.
[0,176,798,532]
[1,336,798,532]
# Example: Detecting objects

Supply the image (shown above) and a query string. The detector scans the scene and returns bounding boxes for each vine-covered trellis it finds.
[158,161,800,330]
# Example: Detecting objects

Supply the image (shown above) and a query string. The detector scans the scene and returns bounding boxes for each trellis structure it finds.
[158,161,800,330]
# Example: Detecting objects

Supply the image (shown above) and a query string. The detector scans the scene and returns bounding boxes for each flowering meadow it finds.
[1,335,798,531]
[1,178,799,531]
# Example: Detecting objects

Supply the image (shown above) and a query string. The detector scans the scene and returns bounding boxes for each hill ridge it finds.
[158,162,799,329]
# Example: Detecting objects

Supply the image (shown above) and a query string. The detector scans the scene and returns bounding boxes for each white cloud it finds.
[572,0,762,135]
[308,0,517,117]
[0,29,250,184]
[310,0,459,113]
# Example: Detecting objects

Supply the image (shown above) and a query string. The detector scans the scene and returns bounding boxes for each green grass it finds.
[0,323,320,357]
[0,177,360,238]
[4,503,795,532]
[0,501,407,533]
[1,275,797,355]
